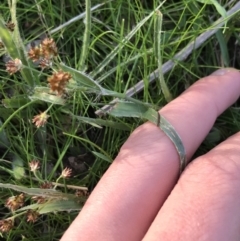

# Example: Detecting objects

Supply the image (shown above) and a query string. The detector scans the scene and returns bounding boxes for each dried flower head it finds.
[41,38,58,58]
[29,160,40,172]
[28,46,42,62]
[5,58,22,75]
[5,193,25,211]
[48,70,71,95]
[61,167,72,178]
[75,189,89,197]
[39,58,52,69]
[40,182,53,189]
[26,210,39,223]
[0,219,14,233]
[32,111,49,128]
[5,22,15,31]
[31,195,46,204]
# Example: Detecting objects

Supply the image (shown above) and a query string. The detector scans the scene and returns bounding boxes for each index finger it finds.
[60,68,240,241]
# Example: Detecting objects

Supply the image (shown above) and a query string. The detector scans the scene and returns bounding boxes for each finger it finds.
[60,69,240,241]
[143,132,240,241]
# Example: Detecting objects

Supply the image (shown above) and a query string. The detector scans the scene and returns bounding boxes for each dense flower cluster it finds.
[48,70,71,95]
[32,111,49,128]
[5,58,22,75]
[29,160,40,172]
[5,193,25,211]
[0,219,14,233]
[28,37,57,69]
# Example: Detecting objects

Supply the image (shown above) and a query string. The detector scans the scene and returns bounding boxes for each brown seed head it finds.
[39,58,52,69]
[0,219,14,233]
[40,181,53,189]
[48,70,71,95]
[61,167,72,178]
[32,111,49,128]
[41,38,58,58]
[75,189,89,197]
[28,46,42,62]
[5,58,22,75]
[26,210,39,223]
[29,160,40,172]
[5,193,25,211]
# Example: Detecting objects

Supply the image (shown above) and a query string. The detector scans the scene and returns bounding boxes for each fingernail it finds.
[211,68,238,76]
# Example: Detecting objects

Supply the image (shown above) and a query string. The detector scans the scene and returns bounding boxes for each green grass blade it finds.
[91,1,166,77]
[78,0,91,71]
[154,10,172,102]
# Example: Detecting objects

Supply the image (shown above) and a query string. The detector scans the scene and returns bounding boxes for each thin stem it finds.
[78,0,91,71]
[154,10,172,102]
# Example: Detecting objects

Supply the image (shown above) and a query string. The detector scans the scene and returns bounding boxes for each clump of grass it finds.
[0,0,240,239]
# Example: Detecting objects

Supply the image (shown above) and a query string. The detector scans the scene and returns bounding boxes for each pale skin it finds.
[61,68,240,241]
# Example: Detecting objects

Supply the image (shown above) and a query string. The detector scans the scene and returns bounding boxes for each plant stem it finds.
[78,0,91,71]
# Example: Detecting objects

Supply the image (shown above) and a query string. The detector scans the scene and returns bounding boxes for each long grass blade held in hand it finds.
[95,1,240,115]
[108,101,185,171]
[0,183,76,200]
[17,199,82,214]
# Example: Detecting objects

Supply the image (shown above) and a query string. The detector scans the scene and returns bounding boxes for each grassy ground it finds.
[0,0,240,240]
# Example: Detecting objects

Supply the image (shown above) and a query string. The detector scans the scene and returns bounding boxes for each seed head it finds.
[26,210,39,223]
[48,70,71,95]
[0,219,14,233]
[29,160,40,172]
[39,58,52,69]
[41,38,58,58]
[28,46,42,62]
[61,167,72,178]
[40,181,53,189]
[5,58,22,75]
[5,193,25,211]
[32,111,49,128]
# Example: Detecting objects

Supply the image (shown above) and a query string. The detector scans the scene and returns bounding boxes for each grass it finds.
[0,0,240,240]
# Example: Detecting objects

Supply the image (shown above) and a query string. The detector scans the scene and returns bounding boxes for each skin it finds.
[61,68,240,241]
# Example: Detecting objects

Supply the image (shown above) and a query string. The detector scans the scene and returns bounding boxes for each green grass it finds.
[0,0,240,239]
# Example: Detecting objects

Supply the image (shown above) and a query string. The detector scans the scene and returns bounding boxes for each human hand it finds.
[61,68,240,241]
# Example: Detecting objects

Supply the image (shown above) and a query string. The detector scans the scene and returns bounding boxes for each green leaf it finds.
[17,199,82,214]
[0,183,76,200]
[92,151,112,163]
[30,88,65,105]
[59,63,103,92]
[2,97,30,108]
[0,119,10,148]
[108,101,158,122]
[215,29,229,66]
[62,109,131,131]
[11,156,25,180]
[154,10,172,102]
[196,0,227,21]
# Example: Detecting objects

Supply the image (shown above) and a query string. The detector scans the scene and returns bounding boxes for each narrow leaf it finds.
[30,91,65,105]
[92,151,112,163]
[11,156,25,180]
[2,97,30,108]
[59,63,103,92]
[17,199,82,214]
[0,183,76,200]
